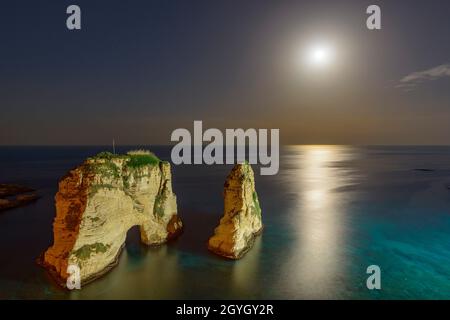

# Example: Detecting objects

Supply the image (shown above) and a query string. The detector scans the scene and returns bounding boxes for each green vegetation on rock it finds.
[252,191,262,218]
[88,151,126,161]
[92,162,121,179]
[153,192,167,218]
[73,242,110,261]
[125,153,160,168]
[86,150,161,187]
[241,161,253,183]
[122,175,130,190]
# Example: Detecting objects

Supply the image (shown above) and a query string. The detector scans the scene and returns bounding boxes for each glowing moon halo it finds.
[306,44,334,68]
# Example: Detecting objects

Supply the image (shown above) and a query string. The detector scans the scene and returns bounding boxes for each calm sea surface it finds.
[0,145,449,299]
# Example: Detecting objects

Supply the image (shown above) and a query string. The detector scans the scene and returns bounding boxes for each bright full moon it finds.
[307,44,334,68]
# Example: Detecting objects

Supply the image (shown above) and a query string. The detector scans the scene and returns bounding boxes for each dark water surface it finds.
[0,145,449,299]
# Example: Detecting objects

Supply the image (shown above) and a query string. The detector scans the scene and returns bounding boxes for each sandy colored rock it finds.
[41,150,182,287]
[208,162,263,259]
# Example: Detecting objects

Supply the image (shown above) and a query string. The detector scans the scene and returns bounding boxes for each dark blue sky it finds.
[1,0,450,145]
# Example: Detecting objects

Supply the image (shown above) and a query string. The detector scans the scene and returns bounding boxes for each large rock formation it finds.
[42,150,183,287]
[208,162,263,259]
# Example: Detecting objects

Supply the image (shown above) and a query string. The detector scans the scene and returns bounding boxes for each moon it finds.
[307,44,334,68]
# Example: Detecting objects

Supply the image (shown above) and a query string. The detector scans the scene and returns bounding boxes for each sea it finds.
[0,145,449,299]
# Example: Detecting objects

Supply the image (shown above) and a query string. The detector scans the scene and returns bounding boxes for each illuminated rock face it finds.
[42,151,182,287]
[208,163,263,259]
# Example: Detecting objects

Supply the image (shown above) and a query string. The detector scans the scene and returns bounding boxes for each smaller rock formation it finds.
[41,150,182,287]
[208,162,263,259]
[0,184,39,212]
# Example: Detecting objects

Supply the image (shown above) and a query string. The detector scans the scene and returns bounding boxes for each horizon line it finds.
[2,144,450,147]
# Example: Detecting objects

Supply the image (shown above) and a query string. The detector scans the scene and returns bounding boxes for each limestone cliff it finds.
[42,150,183,287]
[208,162,263,259]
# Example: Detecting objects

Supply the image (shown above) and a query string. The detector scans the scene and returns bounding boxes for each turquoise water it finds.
[0,145,449,299]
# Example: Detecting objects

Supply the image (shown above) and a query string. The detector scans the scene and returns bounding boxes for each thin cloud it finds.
[396,63,450,90]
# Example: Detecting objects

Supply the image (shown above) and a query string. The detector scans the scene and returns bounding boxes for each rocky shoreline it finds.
[0,184,40,212]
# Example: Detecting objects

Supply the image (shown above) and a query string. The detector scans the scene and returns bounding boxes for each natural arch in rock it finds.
[41,151,183,287]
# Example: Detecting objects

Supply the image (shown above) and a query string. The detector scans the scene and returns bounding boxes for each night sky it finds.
[1,0,450,145]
